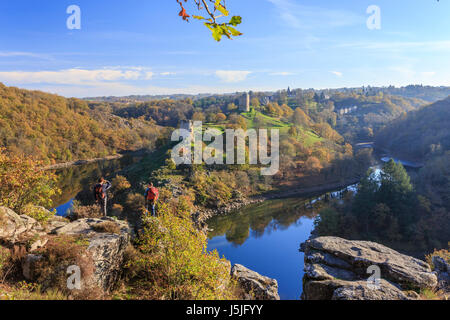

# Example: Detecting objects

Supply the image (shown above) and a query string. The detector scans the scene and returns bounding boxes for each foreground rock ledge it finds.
[231,264,280,300]
[300,236,438,300]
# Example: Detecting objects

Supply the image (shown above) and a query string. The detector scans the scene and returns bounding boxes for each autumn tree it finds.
[293,108,311,127]
[0,148,60,214]
[216,113,227,122]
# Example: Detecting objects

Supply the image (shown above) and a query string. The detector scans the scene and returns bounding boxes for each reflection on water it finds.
[206,191,348,300]
[51,154,143,216]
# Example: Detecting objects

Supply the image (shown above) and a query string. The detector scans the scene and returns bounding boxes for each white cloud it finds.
[0,68,153,85]
[269,72,295,76]
[267,0,364,29]
[331,71,343,77]
[338,40,450,52]
[160,72,176,76]
[421,71,436,77]
[215,70,251,83]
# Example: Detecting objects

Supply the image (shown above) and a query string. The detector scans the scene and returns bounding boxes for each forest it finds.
[0,83,162,164]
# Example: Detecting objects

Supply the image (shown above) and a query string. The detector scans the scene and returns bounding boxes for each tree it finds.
[0,148,60,214]
[305,156,322,174]
[293,108,310,127]
[251,97,260,108]
[352,168,379,233]
[227,103,238,112]
[378,159,416,228]
[216,113,227,122]
[176,0,242,41]
[192,112,206,121]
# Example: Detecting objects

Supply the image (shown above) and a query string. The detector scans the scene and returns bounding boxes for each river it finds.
[51,153,409,300]
[206,186,359,300]
[51,153,144,216]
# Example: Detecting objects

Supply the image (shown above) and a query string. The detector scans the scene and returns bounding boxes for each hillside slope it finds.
[0,83,161,164]
[376,96,450,161]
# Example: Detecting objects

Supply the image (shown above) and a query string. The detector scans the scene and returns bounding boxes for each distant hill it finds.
[376,96,450,161]
[0,83,161,164]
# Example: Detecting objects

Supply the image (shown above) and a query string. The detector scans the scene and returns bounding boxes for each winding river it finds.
[52,152,414,300]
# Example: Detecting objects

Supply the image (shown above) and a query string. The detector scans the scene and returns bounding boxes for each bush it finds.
[0,148,61,214]
[91,222,121,235]
[123,200,238,300]
[0,246,11,282]
[33,235,96,298]
[21,205,56,225]
[426,245,450,270]
[0,282,67,300]
[68,201,102,221]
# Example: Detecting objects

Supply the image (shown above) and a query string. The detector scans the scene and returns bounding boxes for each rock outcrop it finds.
[0,206,48,252]
[432,255,450,298]
[0,206,133,295]
[231,264,280,300]
[47,217,132,292]
[300,237,438,300]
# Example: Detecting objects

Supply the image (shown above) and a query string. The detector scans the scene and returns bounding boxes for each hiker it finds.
[94,177,112,217]
[145,182,159,217]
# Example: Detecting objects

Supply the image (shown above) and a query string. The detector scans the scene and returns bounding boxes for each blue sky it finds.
[0,0,449,97]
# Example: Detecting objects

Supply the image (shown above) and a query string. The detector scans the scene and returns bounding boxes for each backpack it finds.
[94,184,105,200]
[146,187,159,201]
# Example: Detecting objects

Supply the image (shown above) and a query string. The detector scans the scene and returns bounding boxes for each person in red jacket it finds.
[145,182,159,217]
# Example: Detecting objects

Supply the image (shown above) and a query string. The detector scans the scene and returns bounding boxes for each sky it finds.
[0,0,449,98]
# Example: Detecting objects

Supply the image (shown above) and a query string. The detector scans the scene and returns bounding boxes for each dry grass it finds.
[33,235,99,299]
[0,208,6,227]
[91,221,121,235]
[68,204,103,221]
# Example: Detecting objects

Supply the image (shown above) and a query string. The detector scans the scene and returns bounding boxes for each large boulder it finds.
[301,237,437,300]
[231,264,280,300]
[22,217,133,294]
[54,217,132,292]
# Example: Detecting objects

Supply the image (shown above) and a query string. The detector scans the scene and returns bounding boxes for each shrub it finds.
[68,201,102,221]
[112,175,131,191]
[91,222,121,235]
[0,246,11,282]
[21,205,56,225]
[123,200,238,300]
[0,282,67,300]
[0,148,61,214]
[425,244,450,270]
[34,235,96,298]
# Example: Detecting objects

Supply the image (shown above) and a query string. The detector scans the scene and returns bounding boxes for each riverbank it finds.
[194,175,362,229]
[42,149,150,171]
[42,154,124,170]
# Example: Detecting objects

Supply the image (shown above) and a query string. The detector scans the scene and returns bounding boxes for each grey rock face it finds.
[231,264,280,300]
[301,237,438,300]
[55,217,132,292]
[432,256,450,297]
[13,215,133,294]
[0,206,45,242]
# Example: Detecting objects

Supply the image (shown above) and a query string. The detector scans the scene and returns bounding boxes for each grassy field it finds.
[204,109,324,146]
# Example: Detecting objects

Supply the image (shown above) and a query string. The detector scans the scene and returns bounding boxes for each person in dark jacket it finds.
[93,177,112,217]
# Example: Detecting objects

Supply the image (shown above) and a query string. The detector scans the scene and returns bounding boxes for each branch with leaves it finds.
[176,0,242,41]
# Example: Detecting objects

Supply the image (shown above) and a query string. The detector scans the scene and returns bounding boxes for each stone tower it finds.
[239,92,250,112]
